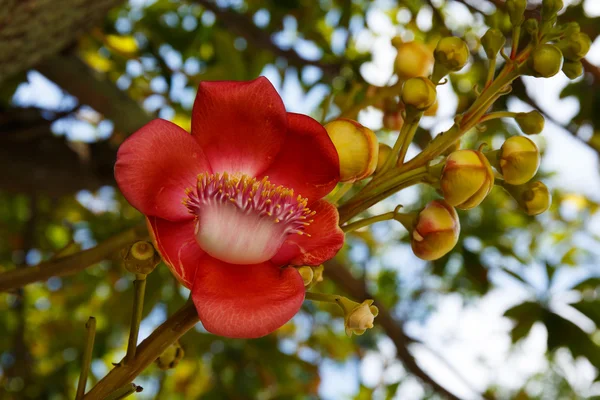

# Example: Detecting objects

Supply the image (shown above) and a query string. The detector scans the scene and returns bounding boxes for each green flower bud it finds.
[561,22,580,37]
[440,150,495,210]
[562,60,584,79]
[121,241,161,275]
[498,136,541,185]
[411,200,460,261]
[156,341,184,370]
[506,0,527,26]
[481,28,506,59]
[528,44,563,78]
[515,110,545,135]
[558,32,592,61]
[524,19,539,36]
[376,143,393,173]
[401,77,437,111]
[324,119,379,182]
[542,0,563,21]
[434,37,470,72]
[504,181,551,216]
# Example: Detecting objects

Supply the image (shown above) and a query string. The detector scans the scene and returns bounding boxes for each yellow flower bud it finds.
[393,40,434,80]
[504,181,551,216]
[559,32,591,61]
[324,119,379,182]
[411,200,460,261]
[297,266,314,286]
[507,0,527,25]
[498,136,540,185]
[481,28,506,59]
[515,111,545,135]
[121,241,161,275]
[401,77,437,111]
[434,37,470,72]
[343,299,379,337]
[529,44,563,78]
[156,341,184,370]
[424,99,439,117]
[382,110,404,131]
[562,60,583,79]
[376,143,393,173]
[440,150,494,210]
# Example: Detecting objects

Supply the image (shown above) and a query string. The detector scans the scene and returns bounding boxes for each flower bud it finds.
[382,110,404,131]
[528,44,563,78]
[401,77,437,111]
[411,200,460,261]
[324,119,379,182]
[558,32,591,61]
[393,39,434,80]
[481,28,506,59]
[498,136,541,185]
[515,110,545,135]
[440,150,494,210]
[156,341,184,370]
[339,298,379,337]
[434,37,470,72]
[562,22,580,37]
[542,0,563,20]
[376,143,393,173]
[504,181,551,216]
[121,241,161,275]
[297,266,314,286]
[507,0,527,26]
[524,19,539,36]
[562,60,583,79]
[424,99,439,117]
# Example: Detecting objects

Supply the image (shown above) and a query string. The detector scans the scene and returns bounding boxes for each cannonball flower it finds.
[440,150,494,210]
[411,200,460,261]
[115,77,345,338]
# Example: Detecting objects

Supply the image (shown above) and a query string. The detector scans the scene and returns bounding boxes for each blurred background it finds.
[1,0,600,399]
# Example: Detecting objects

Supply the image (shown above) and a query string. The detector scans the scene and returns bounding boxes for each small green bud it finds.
[561,22,580,37]
[498,136,541,185]
[481,28,506,59]
[434,37,470,72]
[506,0,527,26]
[121,241,161,275]
[524,19,539,36]
[558,32,592,61]
[401,77,437,111]
[156,341,184,370]
[504,181,551,216]
[562,60,584,79]
[542,0,563,21]
[515,111,545,135]
[528,44,563,78]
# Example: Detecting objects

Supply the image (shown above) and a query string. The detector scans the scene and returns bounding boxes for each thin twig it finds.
[76,317,97,400]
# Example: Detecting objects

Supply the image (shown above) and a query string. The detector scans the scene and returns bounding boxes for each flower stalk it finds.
[75,317,96,400]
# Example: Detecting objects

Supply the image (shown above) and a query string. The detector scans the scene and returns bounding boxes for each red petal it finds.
[191,77,287,176]
[147,216,204,288]
[259,113,340,204]
[115,119,211,221]
[192,256,305,338]
[272,200,345,266]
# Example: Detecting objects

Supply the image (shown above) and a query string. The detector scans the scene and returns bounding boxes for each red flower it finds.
[115,77,345,338]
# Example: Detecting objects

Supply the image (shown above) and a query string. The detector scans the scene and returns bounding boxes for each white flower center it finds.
[184,173,314,265]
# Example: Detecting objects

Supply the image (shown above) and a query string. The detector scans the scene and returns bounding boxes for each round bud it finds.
[434,37,470,72]
[507,0,527,26]
[440,150,495,210]
[376,143,393,173]
[297,266,314,286]
[529,44,563,78]
[559,32,591,61]
[481,28,506,59]
[122,241,161,275]
[411,200,460,261]
[324,119,379,183]
[382,110,404,131]
[505,181,551,216]
[401,77,437,111]
[542,0,563,21]
[562,22,580,37]
[393,40,434,80]
[498,136,541,185]
[515,110,545,135]
[156,341,184,370]
[562,60,584,79]
[344,299,379,337]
